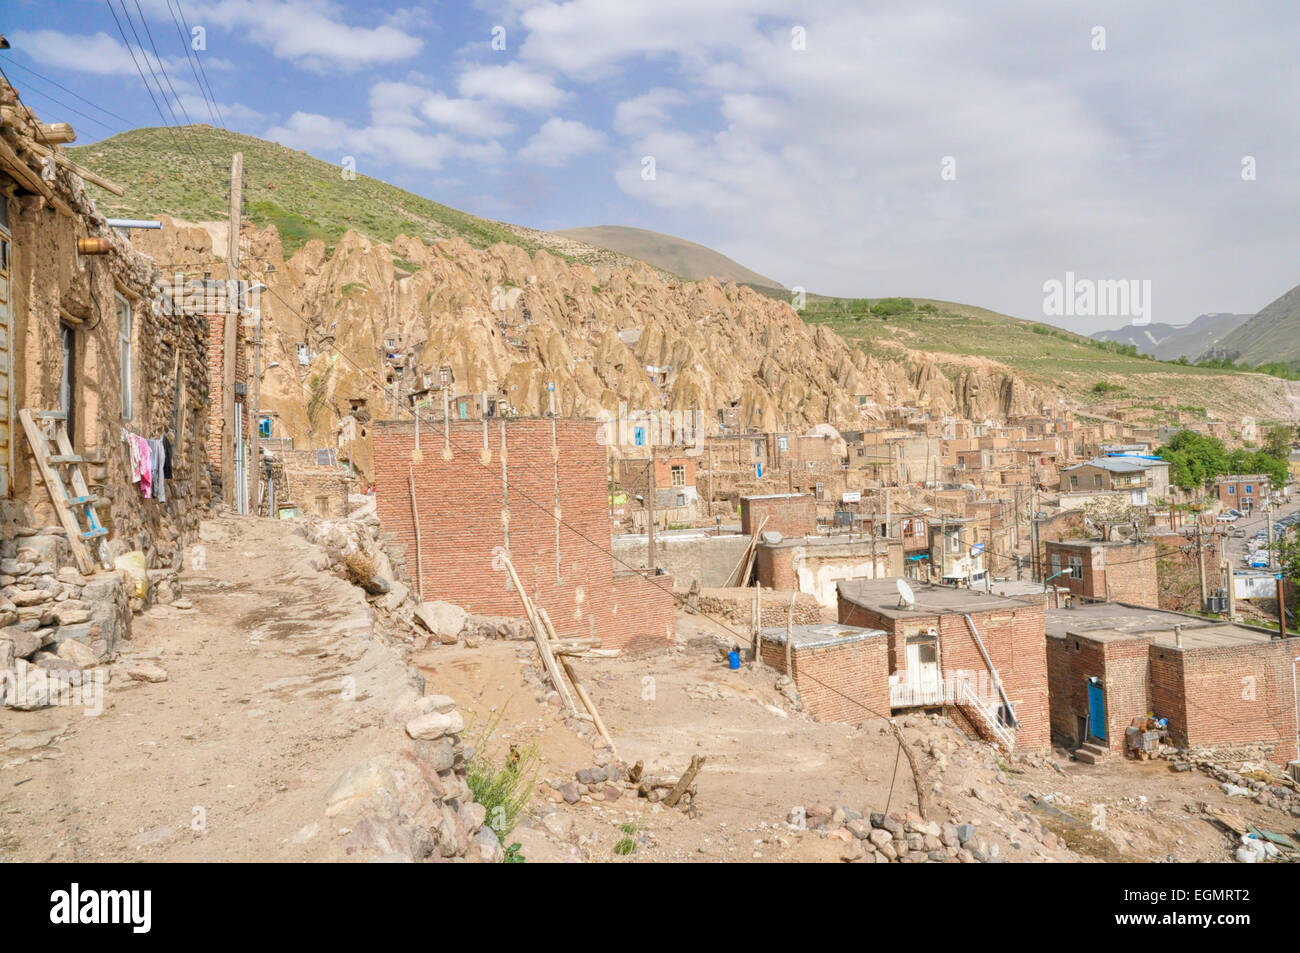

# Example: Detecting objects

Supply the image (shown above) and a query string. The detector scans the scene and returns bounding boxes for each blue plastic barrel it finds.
[727,650,740,669]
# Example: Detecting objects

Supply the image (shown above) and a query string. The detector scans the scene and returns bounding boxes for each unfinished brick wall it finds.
[1047,633,1153,751]
[371,417,674,652]
[1171,640,1297,765]
[759,632,891,723]
[740,493,816,538]
[203,310,248,500]
[839,596,1051,751]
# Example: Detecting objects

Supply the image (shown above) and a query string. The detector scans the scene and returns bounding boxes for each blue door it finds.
[1087,680,1106,741]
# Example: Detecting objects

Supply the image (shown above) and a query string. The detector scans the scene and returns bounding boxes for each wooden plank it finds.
[18,409,92,573]
[0,134,53,199]
[24,141,124,196]
[663,755,705,808]
[498,553,576,713]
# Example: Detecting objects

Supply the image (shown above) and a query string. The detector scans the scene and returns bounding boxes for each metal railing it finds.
[889,675,1016,751]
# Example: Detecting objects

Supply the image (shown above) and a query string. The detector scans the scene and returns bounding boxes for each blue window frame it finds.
[634,426,646,447]
[258,417,272,438]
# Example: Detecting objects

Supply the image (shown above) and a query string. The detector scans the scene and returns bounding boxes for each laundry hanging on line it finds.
[124,430,168,501]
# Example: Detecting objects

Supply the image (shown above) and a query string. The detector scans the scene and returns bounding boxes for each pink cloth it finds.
[131,434,152,498]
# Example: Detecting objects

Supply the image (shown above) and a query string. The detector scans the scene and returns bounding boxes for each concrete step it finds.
[1074,742,1109,764]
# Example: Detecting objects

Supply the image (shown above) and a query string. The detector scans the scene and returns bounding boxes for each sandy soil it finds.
[0,514,421,861]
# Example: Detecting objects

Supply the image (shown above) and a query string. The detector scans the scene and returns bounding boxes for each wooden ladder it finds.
[18,408,107,574]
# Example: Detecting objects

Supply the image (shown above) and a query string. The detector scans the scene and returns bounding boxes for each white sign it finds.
[841,491,861,504]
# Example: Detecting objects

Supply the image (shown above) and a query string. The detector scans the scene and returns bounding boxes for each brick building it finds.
[371,417,674,652]
[739,492,816,538]
[758,623,890,723]
[1215,474,1271,512]
[1046,603,1298,765]
[1043,539,1159,607]
[204,307,249,508]
[837,579,1050,750]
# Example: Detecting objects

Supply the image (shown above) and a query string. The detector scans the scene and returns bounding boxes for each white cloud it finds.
[614,88,685,135]
[191,0,423,71]
[457,62,569,110]
[518,117,604,166]
[11,29,180,76]
[420,93,514,139]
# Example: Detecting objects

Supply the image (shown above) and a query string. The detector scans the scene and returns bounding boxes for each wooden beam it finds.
[0,133,52,199]
[39,122,76,144]
[25,141,123,196]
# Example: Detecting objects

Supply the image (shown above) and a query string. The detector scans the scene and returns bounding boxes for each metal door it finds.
[1087,679,1106,741]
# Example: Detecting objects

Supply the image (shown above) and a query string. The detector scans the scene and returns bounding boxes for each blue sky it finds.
[4,0,1300,331]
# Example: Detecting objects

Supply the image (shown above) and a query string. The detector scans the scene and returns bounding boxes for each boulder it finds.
[413,601,467,642]
[404,709,464,741]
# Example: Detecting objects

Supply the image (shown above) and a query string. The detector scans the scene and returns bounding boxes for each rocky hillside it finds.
[1090,312,1252,360]
[1202,281,1300,367]
[550,225,785,289]
[134,220,1051,483]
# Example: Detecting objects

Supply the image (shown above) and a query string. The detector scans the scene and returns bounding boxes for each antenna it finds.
[896,578,916,609]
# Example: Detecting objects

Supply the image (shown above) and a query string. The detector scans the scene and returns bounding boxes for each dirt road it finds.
[0,515,424,861]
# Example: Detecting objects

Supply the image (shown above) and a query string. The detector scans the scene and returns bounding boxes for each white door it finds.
[234,400,247,514]
[905,640,940,702]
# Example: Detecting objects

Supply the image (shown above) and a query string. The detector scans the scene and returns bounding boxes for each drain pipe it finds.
[1174,624,1183,649]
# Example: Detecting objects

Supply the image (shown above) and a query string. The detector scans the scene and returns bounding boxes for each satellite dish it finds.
[896,578,916,609]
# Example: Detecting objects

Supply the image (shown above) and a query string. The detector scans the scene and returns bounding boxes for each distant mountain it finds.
[1089,312,1252,360]
[550,225,785,289]
[1200,282,1300,367]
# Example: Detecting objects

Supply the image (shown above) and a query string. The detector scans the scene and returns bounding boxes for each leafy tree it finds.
[1264,424,1295,459]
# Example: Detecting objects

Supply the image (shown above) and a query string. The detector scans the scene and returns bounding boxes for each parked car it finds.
[1229,527,1246,537]
[1215,514,1237,523]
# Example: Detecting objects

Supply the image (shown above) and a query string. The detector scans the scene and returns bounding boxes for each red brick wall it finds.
[371,418,674,652]
[760,632,891,724]
[204,311,247,478]
[1047,634,1153,751]
[741,494,816,537]
[1045,541,1158,607]
[1173,640,1297,765]
[838,596,1051,750]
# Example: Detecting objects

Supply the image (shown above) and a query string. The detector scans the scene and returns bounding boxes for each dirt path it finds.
[0,514,423,861]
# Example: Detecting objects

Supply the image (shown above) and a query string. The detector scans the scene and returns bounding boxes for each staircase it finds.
[955,680,1016,753]
[1074,741,1109,765]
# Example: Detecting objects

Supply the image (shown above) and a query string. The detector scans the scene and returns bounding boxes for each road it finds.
[1218,497,1300,567]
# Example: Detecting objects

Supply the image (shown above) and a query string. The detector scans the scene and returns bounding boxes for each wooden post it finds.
[1196,519,1208,613]
[221,152,243,507]
[785,591,795,676]
[409,470,423,601]
[1278,575,1288,639]
[752,582,761,663]
[647,448,656,573]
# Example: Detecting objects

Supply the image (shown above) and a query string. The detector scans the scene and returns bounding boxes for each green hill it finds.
[69,125,611,262]
[1201,282,1300,368]
[551,225,784,289]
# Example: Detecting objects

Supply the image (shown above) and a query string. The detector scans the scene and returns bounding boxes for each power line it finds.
[103,0,194,161]
[130,0,196,129]
[164,0,219,128]
[173,0,225,128]
[0,69,124,137]
[0,58,133,126]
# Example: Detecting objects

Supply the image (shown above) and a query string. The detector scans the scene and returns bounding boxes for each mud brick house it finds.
[740,492,816,538]
[756,536,903,606]
[0,90,211,570]
[837,579,1050,751]
[267,448,353,519]
[1215,474,1271,512]
[1060,456,1171,504]
[758,622,890,723]
[371,417,674,651]
[1046,603,1298,766]
[1043,538,1158,607]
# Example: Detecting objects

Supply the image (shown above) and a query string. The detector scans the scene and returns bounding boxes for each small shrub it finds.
[466,713,539,842]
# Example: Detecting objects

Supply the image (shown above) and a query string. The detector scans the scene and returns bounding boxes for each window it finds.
[1068,556,1083,579]
[1051,554,1061,577]
[1093,474,1103,487]
[634,426,646,447]
[1244,484,1252,494]
[258,417,272,438]
[116,293,132,420]
[777,435,789,451]
[670,464,685,487]
[1069,475,1078,489]
[676,493,685,507]
[1228,485,1236,495]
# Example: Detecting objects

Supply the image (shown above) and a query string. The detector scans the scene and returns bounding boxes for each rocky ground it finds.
[2,508,1296,863]
[415,610,1300,864]
[0,514,491,862]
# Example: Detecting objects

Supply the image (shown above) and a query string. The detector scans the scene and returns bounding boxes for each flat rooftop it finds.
[1045,602,1279,650]
[759,622,885,649]
[837,578,1036,619]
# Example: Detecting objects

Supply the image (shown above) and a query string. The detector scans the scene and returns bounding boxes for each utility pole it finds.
[884,487,891,539]
[248,296,261,515]
[1030,485,1040,582]
[647,448,656,574]
[1196,517,1208,613]
[221,152,242,508]
[1268,508,1275,570]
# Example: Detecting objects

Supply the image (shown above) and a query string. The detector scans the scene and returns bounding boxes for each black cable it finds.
[164,0,219,128]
